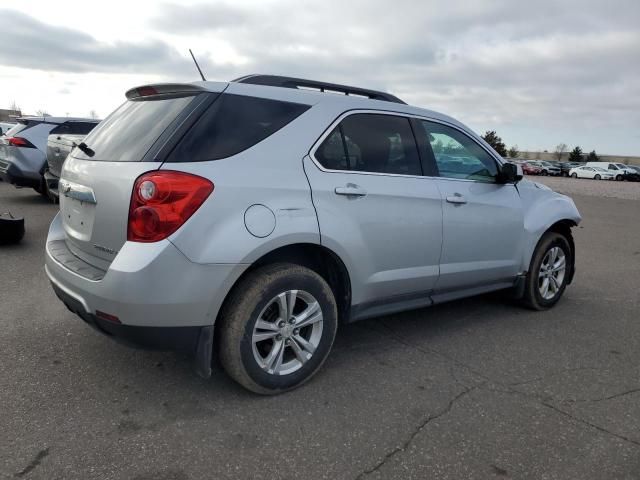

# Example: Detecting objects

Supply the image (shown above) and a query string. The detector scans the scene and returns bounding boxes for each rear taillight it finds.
[7,137,36,148]
[127,171,213,243]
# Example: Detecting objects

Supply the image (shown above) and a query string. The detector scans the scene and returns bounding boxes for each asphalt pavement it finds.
[1,180,639,480]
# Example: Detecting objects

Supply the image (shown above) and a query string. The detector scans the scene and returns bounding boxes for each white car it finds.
[569,166,615,180]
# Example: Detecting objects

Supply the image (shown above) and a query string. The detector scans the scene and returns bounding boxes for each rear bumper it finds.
[44,169,59,198]
[45,212,247,330]
[50,280,203,352]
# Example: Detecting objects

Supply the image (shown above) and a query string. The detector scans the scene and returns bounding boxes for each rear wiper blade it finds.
[73,141,95,157]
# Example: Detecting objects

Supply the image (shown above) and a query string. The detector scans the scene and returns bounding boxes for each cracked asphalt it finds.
[1,179,639,480]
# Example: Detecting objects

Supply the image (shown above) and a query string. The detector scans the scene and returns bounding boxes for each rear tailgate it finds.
[59,159,161,269]
[56,83,225,270]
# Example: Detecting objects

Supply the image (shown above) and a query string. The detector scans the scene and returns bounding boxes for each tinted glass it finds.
[315,127,348,170]
[421,121,498,182]
[5,120,40,137]
[316,114,421,175]
[167,94,310,162]
[74,94,197,162]
[51,121,99,136]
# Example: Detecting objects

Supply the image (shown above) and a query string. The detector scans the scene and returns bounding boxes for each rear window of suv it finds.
[166,94,310,162]
[5,120,42,137]
[73,94,198,162]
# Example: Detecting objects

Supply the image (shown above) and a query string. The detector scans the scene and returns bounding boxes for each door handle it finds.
[446,194,467,205]
[335,185,367,197]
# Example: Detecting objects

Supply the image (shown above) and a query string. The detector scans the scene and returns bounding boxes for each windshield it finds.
[73,94,198,162]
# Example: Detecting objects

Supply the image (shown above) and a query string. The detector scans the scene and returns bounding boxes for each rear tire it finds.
[521,232,573,311]
[218,263,338,394]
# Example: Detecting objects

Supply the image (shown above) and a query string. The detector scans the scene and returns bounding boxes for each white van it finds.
[586,162,633,181]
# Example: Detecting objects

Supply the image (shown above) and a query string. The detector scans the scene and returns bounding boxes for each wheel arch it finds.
[528,218,578,285]
[214,242,353,332]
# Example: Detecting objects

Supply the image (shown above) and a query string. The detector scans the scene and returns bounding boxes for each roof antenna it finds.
[189,49,206,81]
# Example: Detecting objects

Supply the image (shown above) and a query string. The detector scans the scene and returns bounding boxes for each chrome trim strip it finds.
[308,108,507,181]
[59,179,96,204]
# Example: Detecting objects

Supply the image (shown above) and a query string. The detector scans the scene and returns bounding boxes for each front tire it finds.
[571,173,577,178]
[522,232,573,310]
[616,174,623,181]
[594,174,601,180]
[218,263,338,394]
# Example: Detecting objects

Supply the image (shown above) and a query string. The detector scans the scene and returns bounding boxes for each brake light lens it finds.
[136,86,158,97]
[127,171,214,243]
[7,137,35,148]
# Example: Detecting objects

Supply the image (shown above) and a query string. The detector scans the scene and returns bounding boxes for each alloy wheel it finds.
[538,246,566,300]
[251,290,324,376]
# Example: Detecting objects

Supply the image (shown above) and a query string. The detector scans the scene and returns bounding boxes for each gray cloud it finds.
[149,0,640,153]
[1,1,638,154]
[0,9,190,74]
[151,2,248,31]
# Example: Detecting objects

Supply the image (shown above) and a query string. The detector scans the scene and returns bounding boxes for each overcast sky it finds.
[1,0,639,155]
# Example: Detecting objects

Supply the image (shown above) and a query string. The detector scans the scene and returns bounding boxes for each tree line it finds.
[481,131,599,162]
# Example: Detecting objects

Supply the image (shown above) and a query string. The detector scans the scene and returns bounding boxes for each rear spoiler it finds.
[125,83,207,100]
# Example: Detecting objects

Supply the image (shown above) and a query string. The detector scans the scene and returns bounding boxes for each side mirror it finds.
[498,162,523,184]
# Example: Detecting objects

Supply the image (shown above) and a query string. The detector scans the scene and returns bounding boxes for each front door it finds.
[417,119,524,292]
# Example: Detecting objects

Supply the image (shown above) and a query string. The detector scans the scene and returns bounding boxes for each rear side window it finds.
[315,113,422,176]
[74,94,197,162]
[51,121,99,136]
[167,94,310,162]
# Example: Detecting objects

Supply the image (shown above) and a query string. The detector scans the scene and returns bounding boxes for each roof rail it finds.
[232,74,406,104]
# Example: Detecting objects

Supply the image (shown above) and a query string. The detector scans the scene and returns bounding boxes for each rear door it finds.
[304,112,443,311]
[416,120,524,294]
[58,88,218,269]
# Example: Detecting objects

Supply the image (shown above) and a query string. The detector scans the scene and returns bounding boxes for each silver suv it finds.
[45,75,581,394]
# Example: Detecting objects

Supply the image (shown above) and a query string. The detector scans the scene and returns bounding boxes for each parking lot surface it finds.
[1,179,639,480]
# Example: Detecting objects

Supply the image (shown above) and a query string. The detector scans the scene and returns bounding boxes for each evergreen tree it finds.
[586,150,599,162]
[568,146,584,163]
[482,131,507,157]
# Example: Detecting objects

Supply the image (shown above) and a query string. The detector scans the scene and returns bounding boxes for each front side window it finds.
[421,121,498,182]
[315,113,422,176]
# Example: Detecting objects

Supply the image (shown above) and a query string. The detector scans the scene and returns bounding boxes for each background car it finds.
[585,161,631,181]
[558,161,582,176]
[569,165,615,180]
[609,162,640,181]
[527,160,561,176]
[45,119,100,201]
[0,116,97,195]
[0,122,17,136]
[522,162,542,175]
